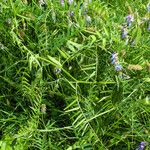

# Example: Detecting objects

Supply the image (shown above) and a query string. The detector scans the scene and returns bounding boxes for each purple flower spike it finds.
[115,64,122,71]
[111,52,118,65]
[125,14,134,27]
[110,52,122,72]
[111,59,116,65]
[136,142,147,150]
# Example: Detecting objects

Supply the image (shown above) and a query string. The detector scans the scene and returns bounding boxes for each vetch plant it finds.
[1,1,150,150]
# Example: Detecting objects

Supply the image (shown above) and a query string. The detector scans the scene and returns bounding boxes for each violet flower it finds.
[111,52,122,72]
[115,64,122,71]
[135,142,147,150]
[125,14,134,27]
[111,52,118,65]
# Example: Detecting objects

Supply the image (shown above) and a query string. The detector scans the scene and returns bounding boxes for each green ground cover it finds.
[0,0,150,149]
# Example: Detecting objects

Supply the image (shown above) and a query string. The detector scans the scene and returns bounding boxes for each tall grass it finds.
[0,0,150,149]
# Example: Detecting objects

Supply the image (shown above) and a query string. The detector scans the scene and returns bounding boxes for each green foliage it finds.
[0,0,150,149]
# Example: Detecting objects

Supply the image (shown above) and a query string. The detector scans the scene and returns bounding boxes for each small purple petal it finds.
[115,64,122,71]
[126,14,134,22]
[140,142,147,146]
[125,14,134,26]
[111,52,117,60]
[111,59,117,65]
[111,52,118,64]
[136,142,147,150]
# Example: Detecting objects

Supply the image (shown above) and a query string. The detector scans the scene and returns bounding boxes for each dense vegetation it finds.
[0,0,150,149]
